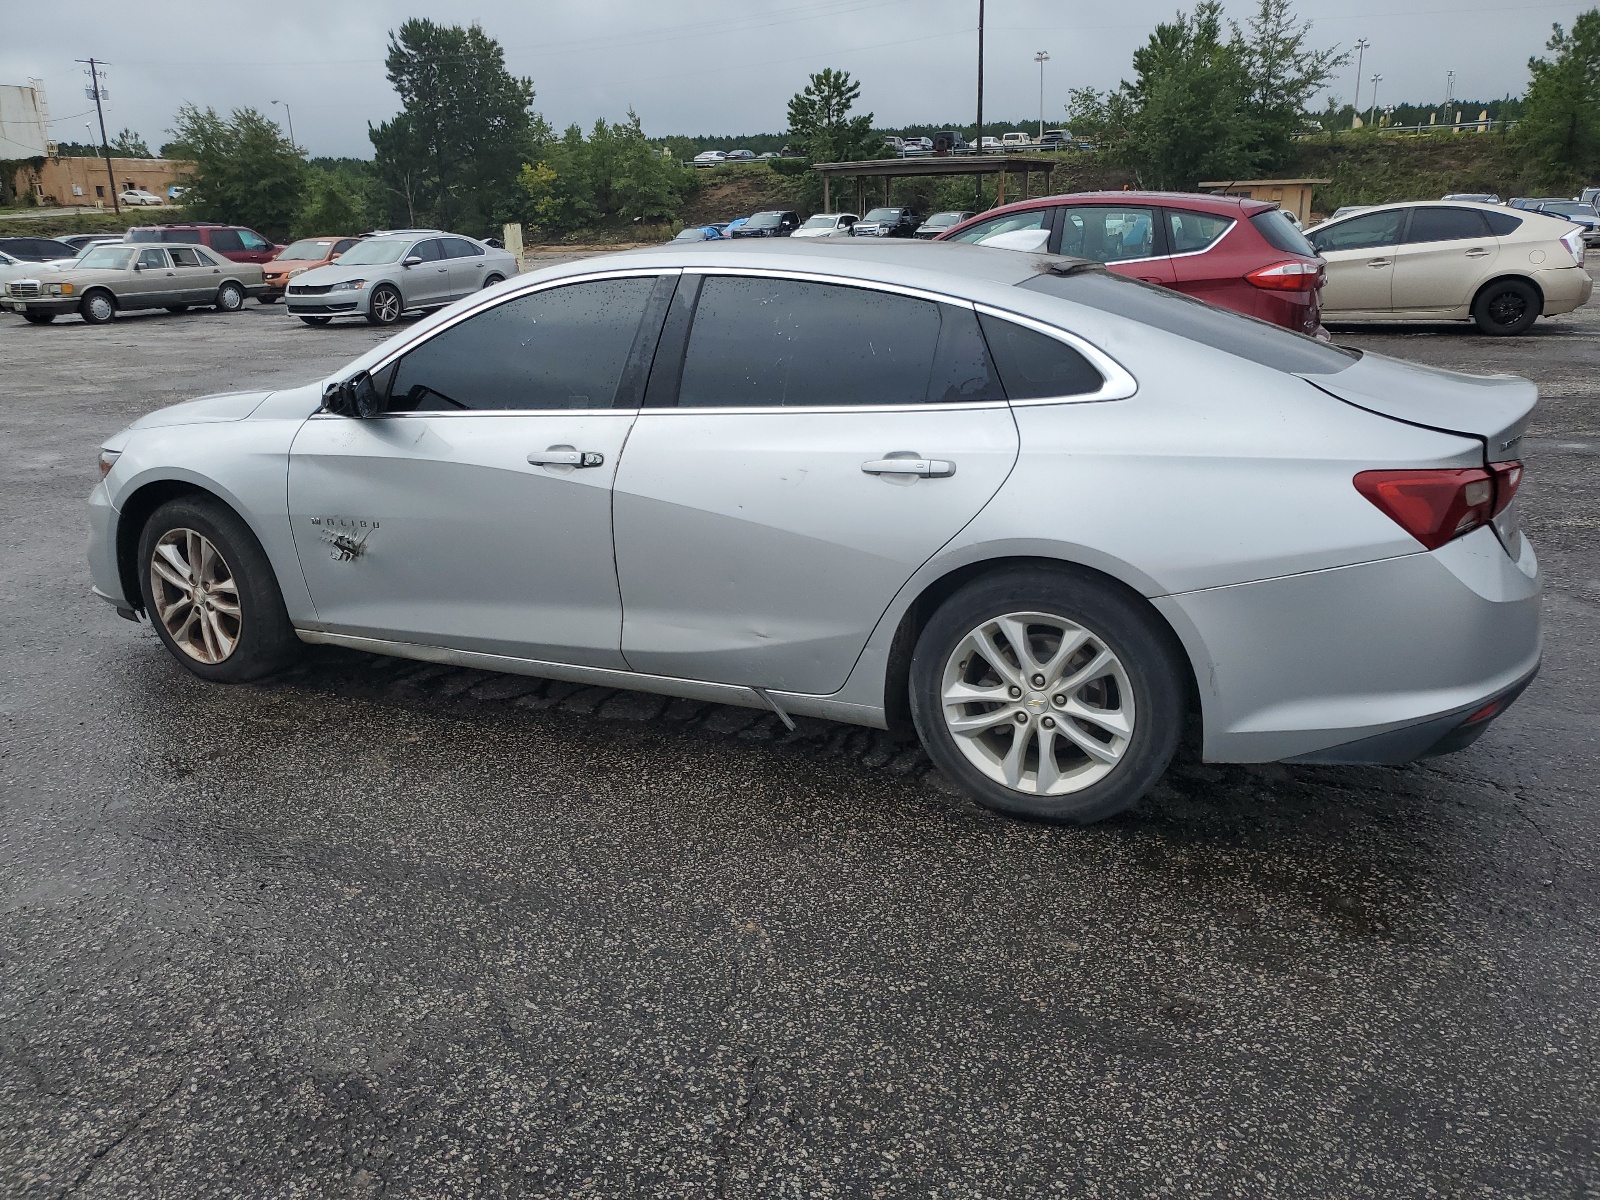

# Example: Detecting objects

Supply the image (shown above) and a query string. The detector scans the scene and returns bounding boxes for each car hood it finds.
[1299,352,1535,462]
[265,257,328,272]
[126,390,274,431]
[295,261,393,285]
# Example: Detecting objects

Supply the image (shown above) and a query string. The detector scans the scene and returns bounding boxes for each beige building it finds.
[13,156,194,206]
[1197,178,1331,226]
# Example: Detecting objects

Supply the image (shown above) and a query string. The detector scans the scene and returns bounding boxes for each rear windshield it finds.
[1020,269,1359,375]
[1250,210,1317,257]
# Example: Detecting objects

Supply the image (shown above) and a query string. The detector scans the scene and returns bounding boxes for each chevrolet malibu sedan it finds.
[286,232,517,326]
[89,240,1540,824]
[3,242,267,324]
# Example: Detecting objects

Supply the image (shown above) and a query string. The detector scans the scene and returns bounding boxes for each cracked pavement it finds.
[2,273,1597,1197]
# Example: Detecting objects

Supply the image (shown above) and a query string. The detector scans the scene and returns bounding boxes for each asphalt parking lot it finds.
[2,274,1598,1198]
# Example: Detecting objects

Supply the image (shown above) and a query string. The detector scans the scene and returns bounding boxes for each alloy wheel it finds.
[940,611,1135,795]
[371,288,402,323]
[1486,289,1527,327]
[148,528,242,664]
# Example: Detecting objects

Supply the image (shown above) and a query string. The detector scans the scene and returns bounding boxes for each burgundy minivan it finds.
[937,191,1326,336]
[126,223,282,265]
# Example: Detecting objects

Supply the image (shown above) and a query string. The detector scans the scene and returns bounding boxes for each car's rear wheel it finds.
[22,311,54,325]
[79,290,115,324]
[366,284,403,325]
[214,281,246,312]
[137,497,300,682]
[909,567,1185,824]
[298,314,332,326]
[165,305,189,314]
[482,273,504,288]
[1472,278,1541,335]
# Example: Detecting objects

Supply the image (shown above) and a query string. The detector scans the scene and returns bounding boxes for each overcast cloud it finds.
[3,0,1589,158]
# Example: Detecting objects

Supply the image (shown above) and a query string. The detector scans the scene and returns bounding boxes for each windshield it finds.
[335,238,409,266]
[924,212,964,225]
[77,246,136,270]
[1021,269,1359,375]
[1541,201,1593,216]
[747,212,784,228]
[672,227,709,241]
[864,208,900,222]
[276,239,336,260]
[801,215,837,229]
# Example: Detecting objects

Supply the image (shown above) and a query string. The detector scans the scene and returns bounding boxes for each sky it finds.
[2,0,1589,158]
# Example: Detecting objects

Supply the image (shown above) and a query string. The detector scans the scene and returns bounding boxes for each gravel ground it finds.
[1,269,1597,1198]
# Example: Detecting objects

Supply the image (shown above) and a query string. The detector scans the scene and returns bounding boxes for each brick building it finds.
[13,156,194,206]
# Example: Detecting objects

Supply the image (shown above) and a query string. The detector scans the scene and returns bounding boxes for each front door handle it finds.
[1367,258,1392,268]
[528,445,604,468]
[862,455,955,478]
[1464,247,1490,258]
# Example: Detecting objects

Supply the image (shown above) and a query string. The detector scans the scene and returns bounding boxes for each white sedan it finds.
[118,189,164,206]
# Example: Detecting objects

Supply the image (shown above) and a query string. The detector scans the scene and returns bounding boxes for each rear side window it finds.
[443,237,483,258]
[389,277,657,412]
[1483,210,1523,236]
[1166,210,1233,253]
[677,277,943,408]
[1405,206,1490,243]
[161,229,203,244]
[168,246,204,266]
[1020,270,1359,375]
[977,314,1103,398]
[208,229,243,253]
[1250,210,1316,256]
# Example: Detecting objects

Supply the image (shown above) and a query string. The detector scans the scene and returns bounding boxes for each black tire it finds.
[257,294,280,304]
[22,311,55,324]
[366,284,403,325]
[165,304,189,314]
[908,566,1185,824]
[298,315,333,326]
[214,281,246,313]
[1472,278,1541,336]
[482,273,504,288]
[137,496,301,683]
[79,289,116,324]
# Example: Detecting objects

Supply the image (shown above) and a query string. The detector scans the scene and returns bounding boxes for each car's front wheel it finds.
[79,290,115,324]
[165,305,189,314]
[366,284,403,325]
[1472,278,1541,335]
[298,314,332,326]
[137,497,301,682]
[214,281,246,312]
[257,294,280,305]
[909,567,1185,824]
[22,311,54,325]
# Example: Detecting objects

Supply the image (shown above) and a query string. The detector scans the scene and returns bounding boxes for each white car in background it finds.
[118,189,164,206]
[1308,200,1594,335]
[0,249,37,288]
[691,151,727,167]
[792,213,859,238]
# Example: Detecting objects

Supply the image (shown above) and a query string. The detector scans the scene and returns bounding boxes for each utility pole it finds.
[272,99,296,150]
[1445,70,1455,127]
[1369,74,1383,128]
[975,0,985,204]
[76,57,119,215]
[1350,39,1369,126]
[1035,51,1050,141]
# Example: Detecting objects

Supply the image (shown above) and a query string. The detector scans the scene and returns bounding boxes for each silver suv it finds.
[286,232,517,326]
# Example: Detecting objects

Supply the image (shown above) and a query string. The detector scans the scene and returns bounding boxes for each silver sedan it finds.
[88,240,1540,823]
[285,232,517,327]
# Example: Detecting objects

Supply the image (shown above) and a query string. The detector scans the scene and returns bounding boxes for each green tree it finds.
[786,68,881,165]
[294,169,368,237]
[369,19,547,233]
[168,104,306,239]
[1519,9,1600,188]
[517,111,694,235]
[109,129,152,158]
[1236,0,1345,166]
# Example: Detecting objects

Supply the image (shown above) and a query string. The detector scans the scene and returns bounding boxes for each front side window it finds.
[238,230,271,251]
[1059,206,1158,263]
[1166,210,1234,254]
[945,208,1049,245]
[388,277,657,412]
[208,230,243,253]
[410,239,444,262]
[677,277,945,409]
[1404,206,1491,244]
[1309,210,1403,253]
[137,248,168,269]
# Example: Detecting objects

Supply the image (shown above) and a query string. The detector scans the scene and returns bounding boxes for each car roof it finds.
[963,190,1273,219]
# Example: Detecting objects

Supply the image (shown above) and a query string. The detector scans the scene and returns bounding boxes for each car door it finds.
[400,238,451,308]
[1389,206,1499,313]
[441,237,487,299]
[1057,205,1175,286]
[128,247,175,308]
[288,271,673,665]
[166,244,218,303]
[1161,207,1237,304]
[1308,209,1404,314]
[610,272,1021,695]
[205,229,244,261]
[236,229,276,263]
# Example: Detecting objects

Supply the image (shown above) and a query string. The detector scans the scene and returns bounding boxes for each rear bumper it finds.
[1155,526,1542,763]
[1536,265,1593,315]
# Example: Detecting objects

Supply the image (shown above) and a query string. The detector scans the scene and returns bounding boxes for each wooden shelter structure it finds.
[1197,178,1331,226]
[811,154,1059,215]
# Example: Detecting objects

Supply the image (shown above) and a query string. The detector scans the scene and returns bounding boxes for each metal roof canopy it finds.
[811,154,1059,213]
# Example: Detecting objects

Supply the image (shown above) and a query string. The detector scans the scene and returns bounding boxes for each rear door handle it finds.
[1367,258,1391,268]
[862,456,955,478]
[528,445,604,468]
[1465,247,1490,258]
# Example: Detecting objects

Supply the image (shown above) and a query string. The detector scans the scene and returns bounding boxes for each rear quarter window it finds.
[1483,210,1523,236]
[1020,269,1359,375]
[1250,209,1316,256]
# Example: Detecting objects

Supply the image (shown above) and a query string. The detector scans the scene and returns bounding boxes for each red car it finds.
[936,191,1325,336]
[125,223,282,265]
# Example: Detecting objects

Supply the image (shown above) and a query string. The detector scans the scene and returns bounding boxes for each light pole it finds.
[1035,50,1050,141]
[1445,69,1456,127]
[1351,38,1369,126]
[1368,74,1382,128]
[271,99,295,150]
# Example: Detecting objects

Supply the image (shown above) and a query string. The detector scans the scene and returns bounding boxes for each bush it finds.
[769,157,810,177]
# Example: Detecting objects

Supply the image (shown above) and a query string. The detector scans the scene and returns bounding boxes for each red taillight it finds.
[1353,460,1523,550]
[1245,259,1323,291]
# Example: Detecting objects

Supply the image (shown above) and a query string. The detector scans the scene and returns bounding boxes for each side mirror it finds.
[323,371,382,418]
[403,255,423,268]
[133,262,143,272]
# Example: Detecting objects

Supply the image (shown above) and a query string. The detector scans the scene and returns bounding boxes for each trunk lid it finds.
[1299,352,1535,462]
